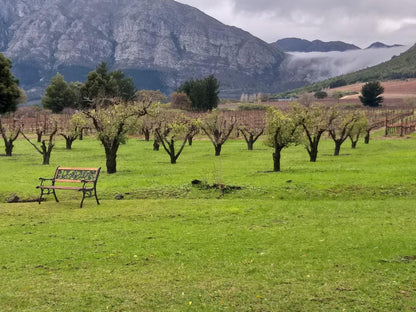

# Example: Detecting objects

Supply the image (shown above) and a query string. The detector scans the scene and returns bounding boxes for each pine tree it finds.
[359,81,384,107]
[0,53,20,114]
[42,73,76,113]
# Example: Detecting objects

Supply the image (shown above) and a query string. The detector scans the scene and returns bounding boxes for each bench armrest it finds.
[38,177,54,186]
[81,180,95,183]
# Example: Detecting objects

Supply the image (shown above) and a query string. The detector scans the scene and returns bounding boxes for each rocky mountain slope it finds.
[0,1,411,101]
[0,0,286,99]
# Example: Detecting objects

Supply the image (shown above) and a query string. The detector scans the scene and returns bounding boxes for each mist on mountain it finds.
[281,45,409,83]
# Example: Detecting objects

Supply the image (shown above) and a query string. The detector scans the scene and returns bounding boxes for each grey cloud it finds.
[283,46,410,83]
[176,0,416,47]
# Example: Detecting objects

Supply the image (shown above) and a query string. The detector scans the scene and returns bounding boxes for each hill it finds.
[366,42,404,49]
[0,0,286,100]
[272,37,360,52]
[279,43,416,97]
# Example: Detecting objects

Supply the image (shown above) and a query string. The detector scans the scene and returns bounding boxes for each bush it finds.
[329,79,347,89]
[237,103,267,111]
[170,92,192,110]
[314,91,328,99]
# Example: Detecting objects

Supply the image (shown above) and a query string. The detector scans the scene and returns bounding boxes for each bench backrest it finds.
[54,167,101,184]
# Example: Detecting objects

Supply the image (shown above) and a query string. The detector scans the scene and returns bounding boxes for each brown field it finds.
[220,79,416,110]
[330,79,416,106]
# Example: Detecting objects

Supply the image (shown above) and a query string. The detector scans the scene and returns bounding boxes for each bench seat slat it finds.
[38,185,84,191]
[57,167,100,171]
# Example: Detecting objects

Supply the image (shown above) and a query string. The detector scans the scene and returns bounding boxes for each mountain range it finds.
[272,38,403,52]
[272,38,360,52]
[0,0,412,101]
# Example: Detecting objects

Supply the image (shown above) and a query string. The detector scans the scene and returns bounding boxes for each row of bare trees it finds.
[1,101,413,173]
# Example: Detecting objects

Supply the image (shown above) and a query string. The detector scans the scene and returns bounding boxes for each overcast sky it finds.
[176,0,416,48]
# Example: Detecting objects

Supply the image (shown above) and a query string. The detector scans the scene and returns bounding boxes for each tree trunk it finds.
[334,141,342,156]
[273,148,282,172]
[215,144,222,156]
[144,129,150,141]
[104,143,119,174]
[188,136,193,146]
[364,131,370,144]
[308,147,318,162]
[169,141,177,164]
[105,152,117,174]
[307,140,319,162]
[247,136,254,151]
[153,139,160,151]
[170,154,177,164]
[79,128,84,140]
[43,151,51,165]
[65,138,75,150]
[351,140,358,149]
[37,131,42,143]
[5,141,13,156]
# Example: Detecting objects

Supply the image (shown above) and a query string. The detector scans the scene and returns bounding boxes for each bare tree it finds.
[328,111,359,156]
[34,110,52,142]
[237,110,265,150]
[155,113,193,164]
[348,113,368,148]
[200,110,236,156]
[22,123,58,165]
[292,103,337,162]
[0,117,21,156]
[59,114,83,149]
[264,107,301,172]
[84,97,154,174]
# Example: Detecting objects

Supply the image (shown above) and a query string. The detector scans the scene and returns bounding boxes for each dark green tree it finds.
[314,91,328,99]
[80,62,136,108]
[42,73,77,113]
[359,81,384,107]
[0,53,20,114]
[204,75,220,110]
[178,75,219,111]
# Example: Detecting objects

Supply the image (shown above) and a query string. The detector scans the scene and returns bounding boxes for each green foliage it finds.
[84,97,157,173]
[154,113,192,164]
[264,107,301,149]
[329,79,347,88]
[314,90,328,99]
[265,107,302,171]
[359,81,384,107]
[41,73,78,113]
[80,62,136,108]
[291,103,337,161]
[200,110,235,156]
[178,75,220,111]
[1,136,416,311]
[237,103,267,111]
[0,53,20,114]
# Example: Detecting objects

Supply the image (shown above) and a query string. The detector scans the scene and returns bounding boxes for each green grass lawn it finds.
[0,135,415,311]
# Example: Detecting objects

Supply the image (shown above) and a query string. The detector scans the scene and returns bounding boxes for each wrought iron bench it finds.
[36,166,101,208]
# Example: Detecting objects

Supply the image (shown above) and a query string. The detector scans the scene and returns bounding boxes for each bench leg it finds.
[38,189,59,204]
[80,192,85,208]
[38,189,43,205]
[52,189,59,203]
[95,189,100,205]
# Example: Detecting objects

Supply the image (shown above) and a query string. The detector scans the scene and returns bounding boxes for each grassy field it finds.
[0,133,416,311]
